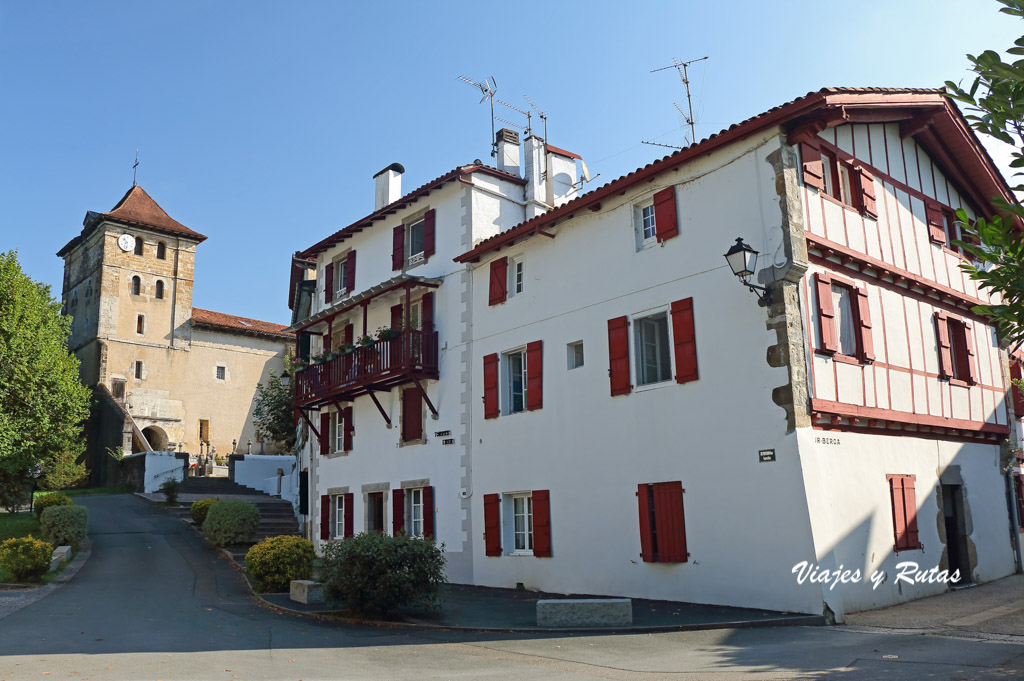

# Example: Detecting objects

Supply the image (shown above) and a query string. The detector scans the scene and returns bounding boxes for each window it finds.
[935,312,977,384]
[131,276,141,296]
[508,256,524,298]
[567,341,584,370]
[512,494,533,553]
[489,257,508,305]
[407,217,426,265]
[136,314,145,335]
[634,312,671,386]
[635,187,678,250]
[406,487,424,538]
[155,280,164,299]
[156,242,166,260]
[819,150,854,205]
[640,203,657,243]
[887,474,923,553]
[334,495,345,539]
[504,349,527,414]
[134,237,144,256]
[637,481,688,563]
[199,419,210,443]
[215,365,226,381]
[134,361,143,379]
[331,410,345,452]
[797,137,877,218]
[366,492,385,533]
[943,211,963,254]
[111,378,126,400]
[831,284,857,357]
[814,273,874,363]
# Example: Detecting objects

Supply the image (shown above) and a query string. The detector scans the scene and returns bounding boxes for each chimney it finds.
[373,163,405,211]
[495,128,520,177]
[523,135,547,219]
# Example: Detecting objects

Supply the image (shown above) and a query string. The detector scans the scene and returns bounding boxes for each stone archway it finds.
[142,426,169,451]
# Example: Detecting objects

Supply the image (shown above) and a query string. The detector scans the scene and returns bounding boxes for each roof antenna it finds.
[524,95,548,141]
[495,98,531,137]
[641,140,684,151]
[132,148,140,187]
[651,56,709,145]
[457,75,498,157]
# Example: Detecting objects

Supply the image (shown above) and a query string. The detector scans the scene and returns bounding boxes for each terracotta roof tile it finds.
[101,186,206,241]
[191,308,293,340]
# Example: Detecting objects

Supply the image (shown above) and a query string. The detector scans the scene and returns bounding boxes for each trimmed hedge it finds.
[40,505,88,548]
[0,536,54,581]
[316,532,446,616]
[34,493,72,520]
[190,498,220,525]
[245,535,315,592]
[203,499,260,547]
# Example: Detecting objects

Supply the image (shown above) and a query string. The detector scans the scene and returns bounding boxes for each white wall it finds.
[129,450,183,492]
[234,454,296,498]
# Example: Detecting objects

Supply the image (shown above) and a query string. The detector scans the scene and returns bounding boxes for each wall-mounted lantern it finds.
[724,237,772,306]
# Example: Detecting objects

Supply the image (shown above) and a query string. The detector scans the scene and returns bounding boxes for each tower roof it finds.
[58,185,207,256]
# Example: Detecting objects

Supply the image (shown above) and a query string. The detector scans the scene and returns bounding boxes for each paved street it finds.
[1,494,1022,680]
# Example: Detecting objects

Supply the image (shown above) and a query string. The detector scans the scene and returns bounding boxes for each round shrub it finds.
[245,535,315,592]
[0,536,54,581]
[316,532,446,616]
[40,505,89,548]
[190,498,221,525]
[203,499,260,547]
[34,493,72,520]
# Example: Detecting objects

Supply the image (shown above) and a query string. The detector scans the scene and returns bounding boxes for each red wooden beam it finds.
[298,409,321,440]
[367,390,392,428]
[413,377,437,418]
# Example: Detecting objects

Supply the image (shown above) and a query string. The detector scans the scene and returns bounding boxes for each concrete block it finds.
[290,580,325,604]
[49,556,61,572]
[53,546,72,563]
[536,598,633,628]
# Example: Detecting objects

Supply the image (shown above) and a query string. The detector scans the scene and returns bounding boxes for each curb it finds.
[0,537,92,621]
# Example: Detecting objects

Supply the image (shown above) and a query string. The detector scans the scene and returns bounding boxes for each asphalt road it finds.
[1,494,1021,680]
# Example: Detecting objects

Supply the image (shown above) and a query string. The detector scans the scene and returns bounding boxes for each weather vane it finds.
[132,149,139,187]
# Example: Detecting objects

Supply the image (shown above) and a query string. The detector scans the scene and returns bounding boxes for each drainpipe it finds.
[1005,472,1023,573]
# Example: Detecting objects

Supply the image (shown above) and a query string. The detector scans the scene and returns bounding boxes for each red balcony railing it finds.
[294,329,438,406]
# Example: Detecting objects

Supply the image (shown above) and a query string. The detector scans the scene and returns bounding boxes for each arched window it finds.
[157,242,166,260]
[134,237,144,256]
[155,280,164,299]
[136,314,145,334]
[131,276,141,296]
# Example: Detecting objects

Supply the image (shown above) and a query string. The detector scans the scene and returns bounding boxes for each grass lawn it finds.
[34,484,132,498]
[0,512,40,542]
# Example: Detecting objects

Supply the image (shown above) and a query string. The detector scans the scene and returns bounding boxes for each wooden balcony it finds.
[294,329,438,407]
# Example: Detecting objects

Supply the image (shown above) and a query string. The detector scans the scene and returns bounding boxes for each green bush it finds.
[316,532,446,616]
[190,497,221,524]
[203,499,260,546]
[245,535,315,592]
[159,478,181,504]
[34,493,73,520]
[0,536,54,581]
[40,505,88,548]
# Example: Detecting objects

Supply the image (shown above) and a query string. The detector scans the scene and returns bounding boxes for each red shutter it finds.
[391,303,403,331]
[343,492,354,538]
[484,493,502,556]
[346,250,356,291]
[342,406,353,451]
[532,489,551,557]
[392,488,405,535]
[1011,361,1024,417]
[800,139,824,190]
[324,263,334,304]
[858,168,878,219]
[489,257,508,306]
[343,323,353,346]
[902,476,920,550]
[423,486,435,538]
[935,313,953,378]
[854,287,875,363]
[402,388,423,441]
[483,353,499,419]
[637,484,654,563]
[815,273,838,354]
[964,321,979,385]
[423,209,436,258]
[526,340,543,411]
[608,316,631,396]
[888,474,921,551]
[926,201,946,244]
[392,224,405,270]
[320,494,331,540]
[670,298,698,384]
[653,186,678,242]
[888,475,906,550]
[421,292,434,334]
[652,481,688,562]
[319,412,330,457]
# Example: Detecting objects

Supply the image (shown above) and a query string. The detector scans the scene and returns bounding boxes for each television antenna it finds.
[641,140,684,151]
[458,75,498,156]
[524,94,548,141]
[651,56,708,145]
[496,98,531,136]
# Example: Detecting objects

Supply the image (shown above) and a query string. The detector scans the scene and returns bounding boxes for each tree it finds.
[945,0,1024,347]
[252,361,297,452]
[0,251,90,509]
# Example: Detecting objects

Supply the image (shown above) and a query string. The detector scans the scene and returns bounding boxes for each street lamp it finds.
[724,237,772,305]
[280,370,291,388]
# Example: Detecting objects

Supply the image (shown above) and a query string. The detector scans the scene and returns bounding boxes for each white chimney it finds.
[523,135,547,220]
[495,128,520,177]
[373,163,405,211]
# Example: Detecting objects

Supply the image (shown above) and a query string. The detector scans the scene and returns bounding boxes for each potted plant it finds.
[335,343,355,356]
[376,325,401,341]
[356,334,375,349]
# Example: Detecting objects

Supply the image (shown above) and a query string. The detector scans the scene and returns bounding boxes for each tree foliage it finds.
[945,0,1024,347]
[0,251,90,509]
[252,361,297,452]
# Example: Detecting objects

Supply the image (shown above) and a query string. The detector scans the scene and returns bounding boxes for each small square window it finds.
[567,341,584,370]
[503,349,527,414]
[215,365,226,381]
[634,312,671,386]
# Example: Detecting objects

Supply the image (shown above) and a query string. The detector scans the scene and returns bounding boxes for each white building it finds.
[290,88,1024,619]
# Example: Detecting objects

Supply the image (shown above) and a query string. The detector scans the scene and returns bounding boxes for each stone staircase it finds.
[177,476,299,541]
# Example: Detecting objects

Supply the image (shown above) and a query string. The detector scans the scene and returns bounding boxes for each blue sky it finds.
[1,1,1019,324]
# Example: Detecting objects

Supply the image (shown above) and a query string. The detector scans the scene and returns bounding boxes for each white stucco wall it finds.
[129,450,183,492]
[234,454,296,497]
